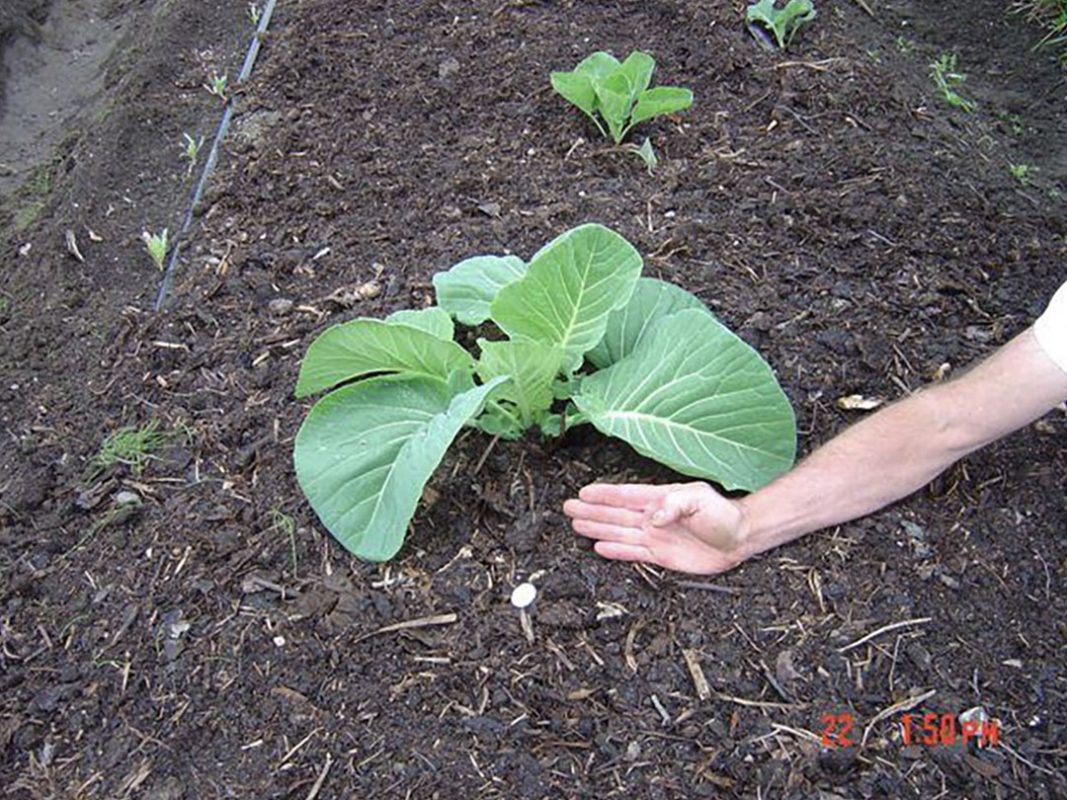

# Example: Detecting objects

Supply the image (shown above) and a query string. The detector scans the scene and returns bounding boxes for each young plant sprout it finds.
[510,582,538,643]
[142,228,168,271]
[248,2,261,25]
[1010,163,1037,185]
[180,133,204,177]
[746,0,817,50]
[550,51,693,145]
[628,138,658,174]
[929,54,976,112]
[204,72,228,99]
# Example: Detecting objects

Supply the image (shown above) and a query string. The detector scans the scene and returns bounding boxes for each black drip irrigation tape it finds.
[153,0,277,311]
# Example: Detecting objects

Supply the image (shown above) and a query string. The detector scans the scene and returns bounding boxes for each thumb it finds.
[650,486,708,527]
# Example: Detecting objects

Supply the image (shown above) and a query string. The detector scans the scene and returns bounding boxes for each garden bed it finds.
[1,0,1065,797]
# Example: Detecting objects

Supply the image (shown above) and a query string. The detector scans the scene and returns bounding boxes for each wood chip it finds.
[683,649,711,701]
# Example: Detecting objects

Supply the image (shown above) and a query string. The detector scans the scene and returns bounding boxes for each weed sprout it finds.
[142,229,168,271]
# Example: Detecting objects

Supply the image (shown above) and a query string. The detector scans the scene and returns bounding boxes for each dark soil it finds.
[1,1,1065,798]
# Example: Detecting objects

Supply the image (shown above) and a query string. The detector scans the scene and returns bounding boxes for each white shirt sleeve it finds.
[1034,280,1067,376]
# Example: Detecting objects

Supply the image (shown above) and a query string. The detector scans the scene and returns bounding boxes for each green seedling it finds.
[746,0,817,50]
[248,2,261,25]
[550,51,693,145]
[293,224,797,561]
[1010,164,1038,185]
[929,54,975,112]
[205,72,228,99]
[628,138,658,173]
[142,229,168,270]
[270,508,298,573]
[896,36,916,54]
[180,133,204,177]
[86,420,175,483]
[1015,0,1067,62]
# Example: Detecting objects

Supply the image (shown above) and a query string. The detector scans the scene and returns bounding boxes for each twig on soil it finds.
[472,435,499,476]
[774,58,849,72]
[860,688,936,748]
[672,580,742,595]
[682,649,711,701]
[353,613,458,644]
[850,0,874,17]
[1000,742,1057,776]
[276,727,321,770]
[839,617,932,653]
[714,693,802,710]
[304,754,333,800]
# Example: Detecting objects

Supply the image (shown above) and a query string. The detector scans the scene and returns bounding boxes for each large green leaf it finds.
[385,307,455,340]
[295,319,473,398]
[433,255,526,326]
[490,224,642,372]
[476,338,564,426]
[573,309,796,491]
[631,86,694,127]
[550,71,598,119]
[294,376,506,561]
[586,278,710,369]
[574,51,621,82]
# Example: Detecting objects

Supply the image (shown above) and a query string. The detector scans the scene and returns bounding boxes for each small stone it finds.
[273,635,286,647]
[624,741,641,762]
[114,490,141,507]
[268,298,294,315]
[438,57,460,78]
[510,582,538,609]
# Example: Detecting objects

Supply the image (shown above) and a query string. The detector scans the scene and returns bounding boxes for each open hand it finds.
[563,482,751,574]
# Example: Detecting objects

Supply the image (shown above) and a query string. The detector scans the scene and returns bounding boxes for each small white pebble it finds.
[273,635,286,647]
[510,582,537,609]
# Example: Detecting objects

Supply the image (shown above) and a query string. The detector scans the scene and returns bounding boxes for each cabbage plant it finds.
[293,224,796,561]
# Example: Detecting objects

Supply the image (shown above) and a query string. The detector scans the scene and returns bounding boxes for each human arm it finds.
[563,327,1067,574]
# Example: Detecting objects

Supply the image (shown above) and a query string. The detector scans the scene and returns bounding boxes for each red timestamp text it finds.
[900,713,1000,748]
[820,712,1001,748]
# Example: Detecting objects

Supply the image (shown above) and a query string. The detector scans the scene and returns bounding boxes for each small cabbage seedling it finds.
[181,133,204,177]
[929,54,975,112]
[205,72,228,99]
[746,0,817,50]
[293,224,796,562]
[550,51,693,144]
[142,229,168,271]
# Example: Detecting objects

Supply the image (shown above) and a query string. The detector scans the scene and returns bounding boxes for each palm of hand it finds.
[563,482,749,575]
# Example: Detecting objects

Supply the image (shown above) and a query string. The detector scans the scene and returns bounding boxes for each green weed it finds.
[929,53,976,112]
[1014,1,1067,62]
[248,3,261,25]
[895,36,916,54]
[86,420,176,483]
[270,508,299,574]
[1010,163,1038,184]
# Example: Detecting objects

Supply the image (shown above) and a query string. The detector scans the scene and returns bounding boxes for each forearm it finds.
[737,328,1067,559]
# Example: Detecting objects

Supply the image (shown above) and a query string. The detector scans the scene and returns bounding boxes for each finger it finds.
[562,499,645,528]
[650,486,708,527]
[578,483,679,509]
[571,518,644,543]
[593,541,654,563]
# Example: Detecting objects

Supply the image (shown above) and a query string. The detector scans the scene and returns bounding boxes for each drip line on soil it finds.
[153,0,277,311]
